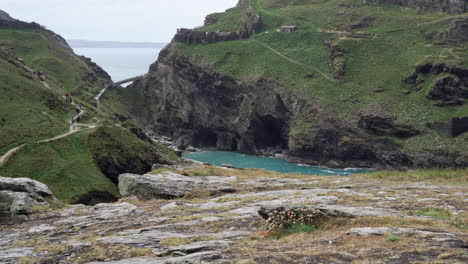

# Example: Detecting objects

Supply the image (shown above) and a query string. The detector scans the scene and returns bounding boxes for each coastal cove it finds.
[183,150,370,176]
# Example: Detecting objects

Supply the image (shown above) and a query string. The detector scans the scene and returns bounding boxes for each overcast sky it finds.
[1,0,239,42]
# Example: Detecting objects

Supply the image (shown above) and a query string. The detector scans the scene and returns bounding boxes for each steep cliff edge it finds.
[127,0,468,169]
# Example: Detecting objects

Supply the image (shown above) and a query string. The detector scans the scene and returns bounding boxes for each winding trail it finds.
[252,39,336,83]
[0,107,97,167]
[1,73,145,167]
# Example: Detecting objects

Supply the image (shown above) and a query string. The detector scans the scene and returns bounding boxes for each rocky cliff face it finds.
[128,44,467,169]
[173,0,262,45]
[434,17,468,44]
[363,0,466,14]
[0,10,15,21]
[130,44,293,155]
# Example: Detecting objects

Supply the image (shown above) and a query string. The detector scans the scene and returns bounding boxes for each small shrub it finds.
[386,235,401,242]
[262,207,328,238]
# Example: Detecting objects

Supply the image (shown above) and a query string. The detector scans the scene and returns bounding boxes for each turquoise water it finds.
[183,150,370,176]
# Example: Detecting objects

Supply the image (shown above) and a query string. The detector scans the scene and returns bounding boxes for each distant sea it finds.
[70,41,165,83]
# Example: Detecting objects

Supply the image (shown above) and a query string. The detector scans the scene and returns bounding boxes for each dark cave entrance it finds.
[193,129,218,148]
[253,116,288,149]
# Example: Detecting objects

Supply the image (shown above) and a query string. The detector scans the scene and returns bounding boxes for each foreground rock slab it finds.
[1,164,467,263]
[119,171,237,200]
[0,176,54,217]
[87,251,223,264]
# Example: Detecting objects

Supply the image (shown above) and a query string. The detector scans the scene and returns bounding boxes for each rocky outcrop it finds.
[434,17,468,44]
[0,176,54,216]
[89,126,176,185]
[427,75,468,102]
[406,63,468,105]
[0,10,15,21]
[129,44,293,155]
[173,0,262,45]
[118,172,237,200]
[173,29,240,44]
[358,115,421,138]
[325,41,347,80]
[286,124,415,169]
[363,0,466,14]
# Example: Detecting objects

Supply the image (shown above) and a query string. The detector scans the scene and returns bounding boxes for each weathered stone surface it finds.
[434,17,468,44]
[119,172,237,200]
[358,116,420,138]
[363,0,466,14]
[87,251,223,264]
[28,224,56,233]
[153,240,236,257]
[0,176,54,216]
[0,247,34,260]
[0,176,53,198]
[348,227,456,237]
[0,165,467,263]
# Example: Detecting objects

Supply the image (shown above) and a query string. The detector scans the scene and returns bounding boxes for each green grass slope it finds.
[0,125,178,203]
[176,0,468,155]
[0,16,179,203]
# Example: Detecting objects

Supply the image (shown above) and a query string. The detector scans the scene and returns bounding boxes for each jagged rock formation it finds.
[358,116,421,138]
[434,17,468,44]
[130,44,294,156]
[173,0,262,44]
[363,0,466,14]
[325,41,347,80]
[0,10,15,21]
[406,63,468,106]
[0,176,54,217]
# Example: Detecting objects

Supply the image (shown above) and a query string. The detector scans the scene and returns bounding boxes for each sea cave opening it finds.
[253,115,287,149]
[193,129,218,148]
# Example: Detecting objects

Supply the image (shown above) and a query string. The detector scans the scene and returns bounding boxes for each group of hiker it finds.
[36,71,46,81]
[65,93,84,124]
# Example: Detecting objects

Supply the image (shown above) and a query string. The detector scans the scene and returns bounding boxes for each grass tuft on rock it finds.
[415,207,452,219]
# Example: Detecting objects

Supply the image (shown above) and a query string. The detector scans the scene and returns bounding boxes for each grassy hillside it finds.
[177,0,468,154]
[0,17,179,203]
[0,125,178,203]
[0,26,106,154]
